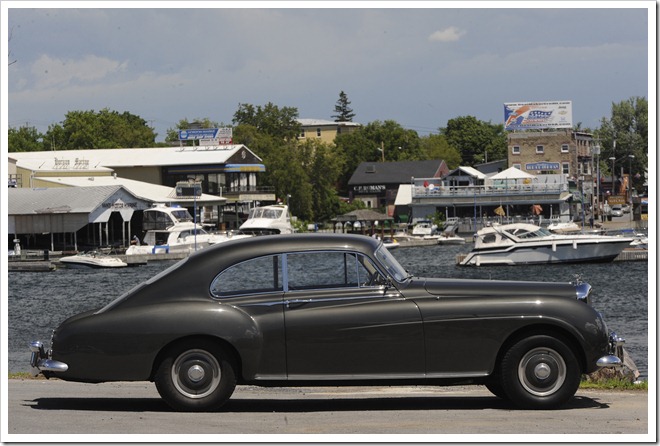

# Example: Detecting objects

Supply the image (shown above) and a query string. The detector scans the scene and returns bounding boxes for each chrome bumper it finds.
[596,331,625,368]
[29,341,68,376]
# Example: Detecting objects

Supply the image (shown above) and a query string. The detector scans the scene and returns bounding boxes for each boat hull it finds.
[461,239,632,266]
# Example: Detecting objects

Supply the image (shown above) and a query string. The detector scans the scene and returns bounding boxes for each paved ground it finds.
[4,379,651,440]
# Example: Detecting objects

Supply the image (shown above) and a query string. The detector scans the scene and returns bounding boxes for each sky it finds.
[3,2,654,143]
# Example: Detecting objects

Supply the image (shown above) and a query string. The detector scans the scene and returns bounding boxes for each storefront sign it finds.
[353,185,386,194]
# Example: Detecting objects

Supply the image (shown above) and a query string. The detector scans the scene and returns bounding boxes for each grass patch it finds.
[580,376,647,390]
[8,372,47,380]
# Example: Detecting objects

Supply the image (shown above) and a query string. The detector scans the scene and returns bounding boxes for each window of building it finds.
[536,145,544,154]
[299,129,306,138]
[512,145,520,155]
[562,162,570,175]
[316,128,322,137]
[513,163,521,170]
[561,144,569,153]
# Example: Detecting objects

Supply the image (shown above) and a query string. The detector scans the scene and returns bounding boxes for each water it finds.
[7,244,649,378]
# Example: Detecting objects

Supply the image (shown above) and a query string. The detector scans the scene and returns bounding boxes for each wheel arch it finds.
[493,324,587,376]
[148,334,243,382]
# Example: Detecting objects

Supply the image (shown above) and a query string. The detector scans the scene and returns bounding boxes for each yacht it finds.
[460,223,633,266]
[126,204,244,255]
[239,204,294,235]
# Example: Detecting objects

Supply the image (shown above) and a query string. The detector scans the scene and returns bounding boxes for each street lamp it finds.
[628,154,635,222]
[609,156,616,195]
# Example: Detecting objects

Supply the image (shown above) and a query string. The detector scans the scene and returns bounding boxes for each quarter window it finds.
[211,255,283,297]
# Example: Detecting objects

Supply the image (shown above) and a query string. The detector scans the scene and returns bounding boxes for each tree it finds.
[332,91,355,122]
[597,96,648,193]
[232,102,300,141]
[419,134,462,169]
[440,116,507,165]
[8,125,43,152]
[43,109,157,149]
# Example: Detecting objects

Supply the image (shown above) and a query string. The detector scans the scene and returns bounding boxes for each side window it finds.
[286,252,375,290]
[211,255,282,298]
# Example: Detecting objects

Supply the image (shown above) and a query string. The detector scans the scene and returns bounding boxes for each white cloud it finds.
[428,26,466,43]
[30,55,129,89]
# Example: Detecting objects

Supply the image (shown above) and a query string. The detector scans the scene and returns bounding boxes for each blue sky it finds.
[4,2,653,142]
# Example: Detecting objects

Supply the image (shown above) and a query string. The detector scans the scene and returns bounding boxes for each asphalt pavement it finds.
[4,379,651,440]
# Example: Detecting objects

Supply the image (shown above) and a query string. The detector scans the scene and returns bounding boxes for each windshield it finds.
[374,245,410,283]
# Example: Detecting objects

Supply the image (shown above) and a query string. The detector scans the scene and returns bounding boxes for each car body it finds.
[610,205,624,217]
[30,233,625,411]
[621,204,631,214]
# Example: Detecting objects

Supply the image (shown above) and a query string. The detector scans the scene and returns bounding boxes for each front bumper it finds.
[596,331,625,368]
[29,341,68,376]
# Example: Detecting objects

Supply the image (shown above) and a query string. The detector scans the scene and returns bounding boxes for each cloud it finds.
[428,26,466,43]
[30,55,129,89]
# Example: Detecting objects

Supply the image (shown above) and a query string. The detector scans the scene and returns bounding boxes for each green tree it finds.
[305,139,345,221]
[8,125,43,152]
[419,134,462,169]
[332,90,355,122]
[597,96,648,193]
[440,116,507,165]
[232,102,300,141]
[43,109,157,149]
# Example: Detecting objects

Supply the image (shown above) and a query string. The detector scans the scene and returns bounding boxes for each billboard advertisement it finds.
[504,101,572,131]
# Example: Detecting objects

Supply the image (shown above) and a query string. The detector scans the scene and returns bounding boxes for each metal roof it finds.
[34,176,226,206]
[9,145,260,169]
[8,186,126,215]
[348,160,446,185]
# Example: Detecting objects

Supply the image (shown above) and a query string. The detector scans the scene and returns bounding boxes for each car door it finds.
[283,250,425,379]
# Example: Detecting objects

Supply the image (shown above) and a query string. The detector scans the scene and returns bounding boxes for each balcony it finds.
[411,182,570,206]
[222,185,276,202]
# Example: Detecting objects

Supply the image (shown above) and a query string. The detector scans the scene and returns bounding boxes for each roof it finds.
[8,186,127,215]
[34,176,226,206]
[349,160,446,185]
[444,166,487,180]
[333,209,392,222]
[298,119,361,127]
[9,145,261,169]
[490,166,536,180]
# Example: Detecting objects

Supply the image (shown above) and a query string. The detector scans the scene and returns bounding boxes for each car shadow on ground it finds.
[25,395,610,413]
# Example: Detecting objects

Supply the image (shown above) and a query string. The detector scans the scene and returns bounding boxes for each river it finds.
[6,243,649,378]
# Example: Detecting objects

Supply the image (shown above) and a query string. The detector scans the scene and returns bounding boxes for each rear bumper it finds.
[596,331,625,368]
[29,341,68,376]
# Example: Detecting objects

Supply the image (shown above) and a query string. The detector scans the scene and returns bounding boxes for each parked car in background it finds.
[30,234,625,411]
[611,205,624,217]
[622,204,631,214]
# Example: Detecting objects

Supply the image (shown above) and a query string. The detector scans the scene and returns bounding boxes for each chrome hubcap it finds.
[171,349,221,399]
[187,365,205,382]
[518,347,566,397]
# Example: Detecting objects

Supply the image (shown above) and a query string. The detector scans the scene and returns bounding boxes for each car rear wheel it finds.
[500,334,580,409]
[155,340,236,412]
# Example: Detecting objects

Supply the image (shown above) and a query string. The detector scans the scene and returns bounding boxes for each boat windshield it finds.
[509,226,553,239]
[171,210,193,222]
[250,208,283,219]
[374,245,410,283]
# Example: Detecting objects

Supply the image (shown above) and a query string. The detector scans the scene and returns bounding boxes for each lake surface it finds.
[7,243,649,378]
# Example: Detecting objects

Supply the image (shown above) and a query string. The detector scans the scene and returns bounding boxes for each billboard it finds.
[504,101,572,131]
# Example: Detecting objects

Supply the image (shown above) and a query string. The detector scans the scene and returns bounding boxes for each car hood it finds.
[416,277,579,299]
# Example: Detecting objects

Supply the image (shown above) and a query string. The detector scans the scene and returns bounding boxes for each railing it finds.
[412,183,568,198]
[224,185,275,194]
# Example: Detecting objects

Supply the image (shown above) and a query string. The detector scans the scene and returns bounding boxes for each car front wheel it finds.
[500,334,580,409]
[155,340,236,412]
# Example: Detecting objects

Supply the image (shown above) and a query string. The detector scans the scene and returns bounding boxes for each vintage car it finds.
[30,233,625,411]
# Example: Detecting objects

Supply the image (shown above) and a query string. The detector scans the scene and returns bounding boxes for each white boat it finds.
[60,252,127,268]
[436,233,466,245]
[239,204,293,235]
[382,237,400,250]
[460,223,633,266]
[411,220,438,237]
[126,204,248,255]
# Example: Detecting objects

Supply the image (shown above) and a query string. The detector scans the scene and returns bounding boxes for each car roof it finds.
[189,233,383,267]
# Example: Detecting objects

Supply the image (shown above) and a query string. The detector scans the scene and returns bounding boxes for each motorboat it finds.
[126,204,246,255]
[382,237,400,250]
[460,223,634,266]
[411,220,438,238]
[59,252,127,269]
[436,233,466,245]
[239,204,294,235]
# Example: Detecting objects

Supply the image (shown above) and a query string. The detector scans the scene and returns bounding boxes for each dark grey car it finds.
[30,233,624,411]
